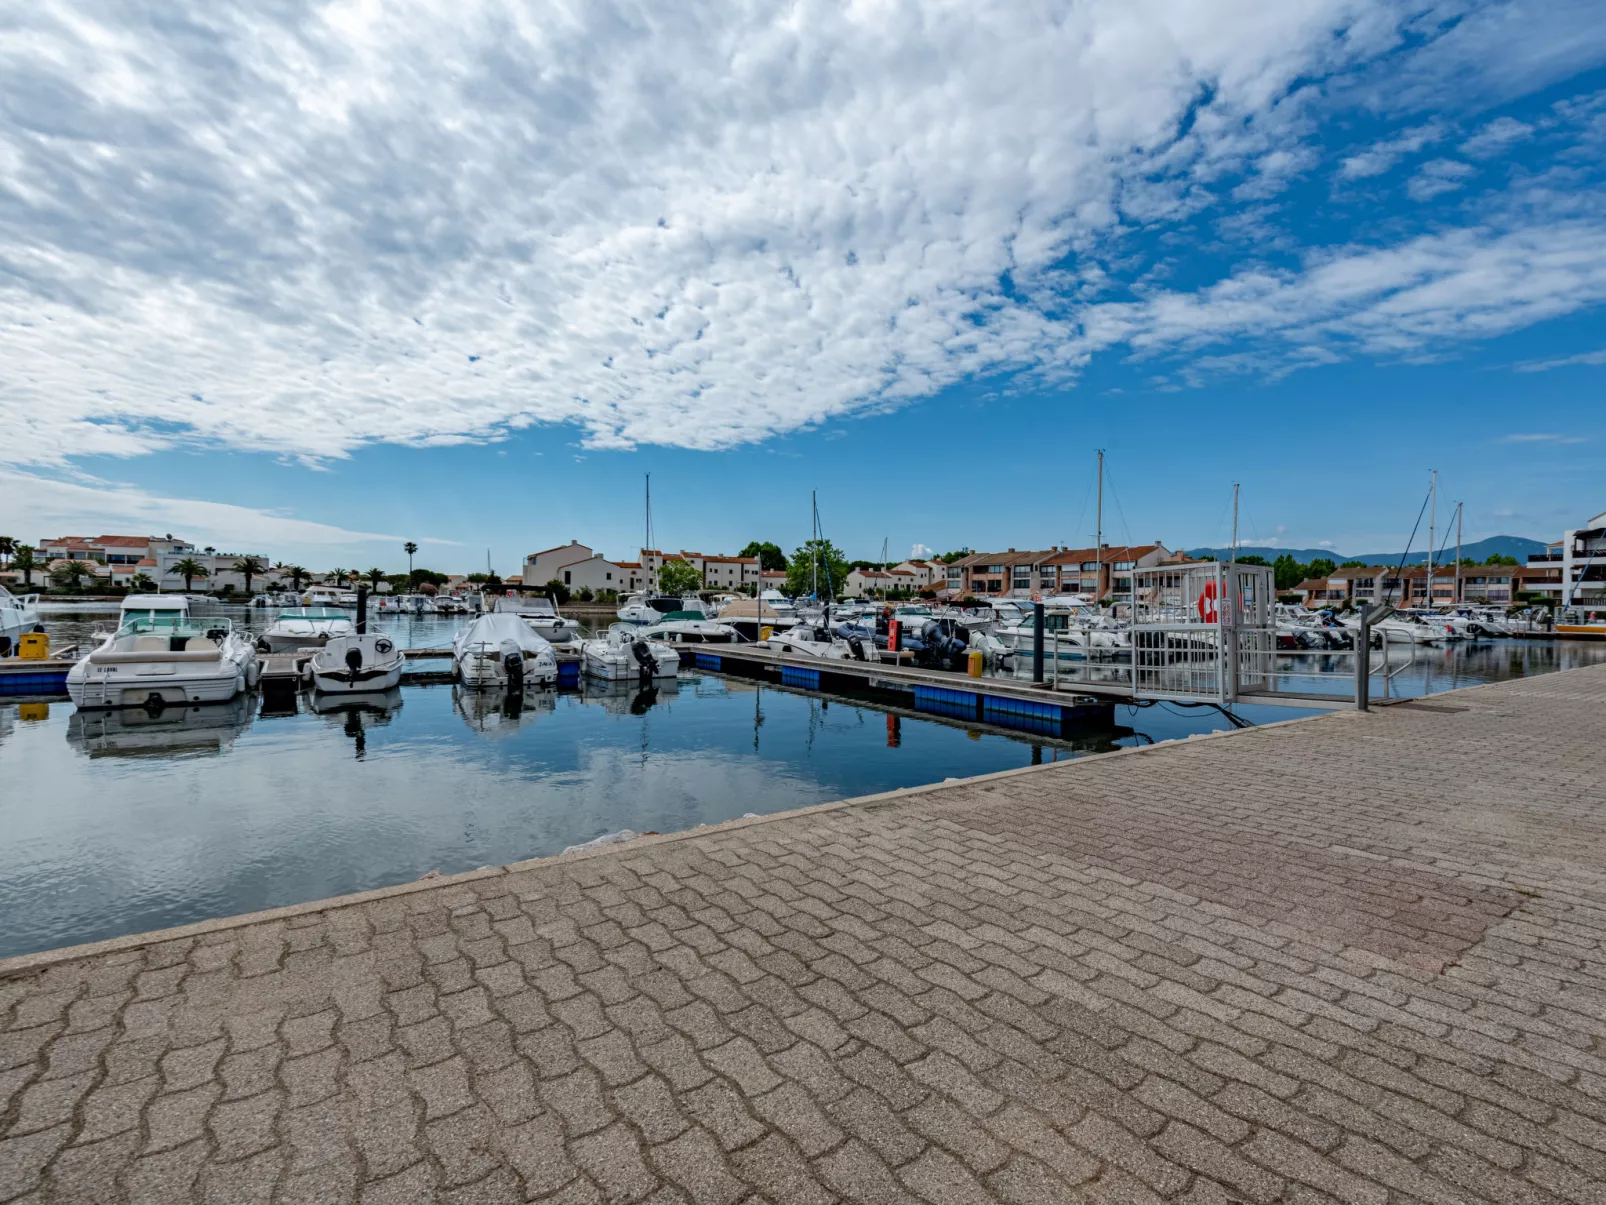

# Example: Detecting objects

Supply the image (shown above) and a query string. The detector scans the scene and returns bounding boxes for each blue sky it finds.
[3,0,1604,574]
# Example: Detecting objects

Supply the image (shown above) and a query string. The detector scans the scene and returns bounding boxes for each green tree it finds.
[484,573,503,592]
[657,559,704,596]
[409,567,448,588]
[0,536,13,569]
[466,573,489,584]
[785,539,850,599]
[1484,553,1520,566]
[52,560,94,591]
[1339,559,1366,568]
[738,541,788,571]
[11,544,36,587]
[1307,557,1337,579]
[232,555,265,594]
[1271,554,1309,591]
[542,577,572,605]
[366,567,387,590]
[168,558,210,591]
[327,567,349,588]
[128,572,155,592]
[284,565,310,591]
[1235,555,1270,566]
[938,549,972,563]
[404,541,418,577]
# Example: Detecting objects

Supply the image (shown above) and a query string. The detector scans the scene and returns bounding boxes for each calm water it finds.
[3,604,1602,959]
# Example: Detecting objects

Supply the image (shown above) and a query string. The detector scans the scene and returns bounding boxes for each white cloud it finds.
[1460,116,1535,158]
[909,543,933,559]
[0,472,456,557]
[1513,347,1606,372]
[1497,433,1586,444]
[1338,122,1446,179]
[1407,159,1477,201]
[0,0,1603,472]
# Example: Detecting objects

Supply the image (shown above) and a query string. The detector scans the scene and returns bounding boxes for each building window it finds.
[564,571,571,584]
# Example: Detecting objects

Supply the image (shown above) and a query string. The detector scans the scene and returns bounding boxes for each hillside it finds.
[1187,535,1546,566]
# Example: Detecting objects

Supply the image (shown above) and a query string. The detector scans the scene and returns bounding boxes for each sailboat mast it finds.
[1455,501,1463,605]
[644,473,653,589]
[1231,483,1240,564]
[1428,469,1437,609]
[811,490,818,599]
[1095,449,1104,599]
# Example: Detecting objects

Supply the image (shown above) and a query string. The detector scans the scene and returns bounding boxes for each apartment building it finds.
[639,549,763,591]
[522,541,648,594]
[37,534,270,591]
[941,544,1174,599]
[1526,509,1606,606]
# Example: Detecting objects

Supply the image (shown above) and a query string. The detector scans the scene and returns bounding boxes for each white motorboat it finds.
[580,630,681,681]
[760,623,880,662]
[0,584,42,655]
[302,585,348,607]
[308,634,405,693]
[396,593,439,615]
[257,607,355,653]
[434,595,467,615]
[454,613,558,689]
[67,614,259,709]
[758,589,796,619]
[638,617,742,645]
[617,593,707,625]
[494,595,579,643]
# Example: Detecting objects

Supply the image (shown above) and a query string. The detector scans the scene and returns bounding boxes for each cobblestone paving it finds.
[5,666,1606,1203]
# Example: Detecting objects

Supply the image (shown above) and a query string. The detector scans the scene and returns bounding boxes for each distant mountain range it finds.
[1187,535,1547,566]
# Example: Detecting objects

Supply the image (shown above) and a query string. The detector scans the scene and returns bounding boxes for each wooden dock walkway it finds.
[3,664,1605,1204]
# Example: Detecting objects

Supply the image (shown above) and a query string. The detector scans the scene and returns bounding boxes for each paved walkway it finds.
[5,667,1606,1204]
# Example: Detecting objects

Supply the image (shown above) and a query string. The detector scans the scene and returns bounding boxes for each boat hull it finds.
[311,662,404,692]
[67,663,248,709]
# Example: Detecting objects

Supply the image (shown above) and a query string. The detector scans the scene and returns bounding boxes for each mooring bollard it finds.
[1033,602,1045,684]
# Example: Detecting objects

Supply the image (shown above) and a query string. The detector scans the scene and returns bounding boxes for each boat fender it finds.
[246,660,262,688]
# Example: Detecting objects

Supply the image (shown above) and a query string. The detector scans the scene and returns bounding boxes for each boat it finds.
[453,613,559,689]
[1557,608,1606,639]
[580,629,681,681]
[758,589,796,619]
[759,623,880,662]
[302,585,348,607]
[617,592,708,625]
[307,634,405,693]
[716,598,799,642]
[638,616,742,645]
[494,595,580,643]
[257,607,355,653]
[433,595,467,615]
[395,593,439,615]
[66,614,260,709]
[0,584,42,655]
[66,695,254,757]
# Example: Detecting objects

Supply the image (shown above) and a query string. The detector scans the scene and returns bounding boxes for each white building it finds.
[892,559,942,588]
[522,541,646,594]
[1528,509,1606,606]
[36,534,271,592]
[639,549,762,592]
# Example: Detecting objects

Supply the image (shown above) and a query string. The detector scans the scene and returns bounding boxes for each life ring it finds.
[1196,580,1219,623]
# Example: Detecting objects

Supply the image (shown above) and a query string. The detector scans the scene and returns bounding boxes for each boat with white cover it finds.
[580,630,681,681]
[494,596,579,643]
[67,614,259,709]
[0,584,42,656]
[257,607,355,653]
[453,613,558,689]
[308,634,405,693]
[638,617,742,645]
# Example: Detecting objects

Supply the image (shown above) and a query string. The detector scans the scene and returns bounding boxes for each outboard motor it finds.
[630,638,656,683]
[345,646,364,673]
[846,635,867,662]
[503,650,524,691]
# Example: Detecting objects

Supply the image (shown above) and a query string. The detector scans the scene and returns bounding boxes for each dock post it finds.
[1354,603,1370,712]
[1032,602,1045,684]
[357,586,368,634]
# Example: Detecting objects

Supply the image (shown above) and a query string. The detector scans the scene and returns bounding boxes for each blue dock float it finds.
[0,661,71,696]
[781,665,822,690]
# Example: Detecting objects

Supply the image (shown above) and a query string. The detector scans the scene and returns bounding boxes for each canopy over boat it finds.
[453,613,554,657]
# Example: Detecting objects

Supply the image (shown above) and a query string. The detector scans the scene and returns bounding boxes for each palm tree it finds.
[284,565,309,592]
[404,542,418,579]
[168,558,210,591]
[366,567,386,590]
[12,544,36,587]
[128,572,154,593]
[0,536,13,569]
[232,555,265,595]
[328,567,349,588]
[52,560,94,591]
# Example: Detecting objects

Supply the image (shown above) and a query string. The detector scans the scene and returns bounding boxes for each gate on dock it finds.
[1129,562,1275,704]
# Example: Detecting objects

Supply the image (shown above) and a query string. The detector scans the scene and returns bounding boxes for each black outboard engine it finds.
[503,651,524,691]
[630,639,656,683]
[846,635,867,661]
[345,646,364,673]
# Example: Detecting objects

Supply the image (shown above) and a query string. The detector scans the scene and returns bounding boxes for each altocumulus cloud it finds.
[2,0,1606,468]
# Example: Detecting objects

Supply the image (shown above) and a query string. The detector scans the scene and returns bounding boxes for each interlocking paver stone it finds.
[6,666,1606,1201]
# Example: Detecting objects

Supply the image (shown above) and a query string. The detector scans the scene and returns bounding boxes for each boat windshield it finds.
[276,608,348,621]
[117,615,229,638]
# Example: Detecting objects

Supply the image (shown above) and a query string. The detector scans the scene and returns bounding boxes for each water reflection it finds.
[308,689,404,759]
[66,697,255,759]
[454,684,558,735]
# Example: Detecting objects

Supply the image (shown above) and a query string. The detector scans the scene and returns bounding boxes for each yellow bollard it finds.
[967,648,984,678]
[18,702,48,721]
[18,632,49,661]
[759,626,773,642]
